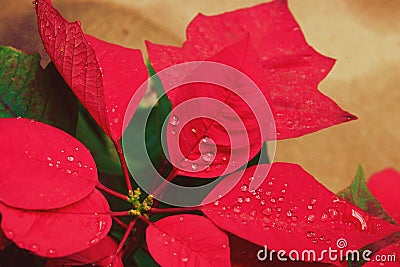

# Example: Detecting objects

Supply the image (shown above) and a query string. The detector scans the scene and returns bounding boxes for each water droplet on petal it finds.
[222,155,227,161]
[113,118,119,123]
[237,197,243,203]
[201,136,209,143]
[307,205,313,210]
[6,230,14,238]
[260,199,266,205]
[170,115,179,126]
[233,206,241,213]
[321,212,329,222]
[201,152,215,163]
[213,200,219,206]
[306,231,316,238]
[241,184,248,192]
[179,216,184,222]
[46,157,52,161]
[67,155,74,162]
[191,163,198,171]
[265,190,271,196]
[181,257,189,263]
[307,214,316,223]
[310,198,317,205]
[31,244,39,252]
[268,181,274,186]
[66,169,72,174]
[48,249,56,256]
[263,208,272,216]
[181,158,189,167]
[244,197,251,203]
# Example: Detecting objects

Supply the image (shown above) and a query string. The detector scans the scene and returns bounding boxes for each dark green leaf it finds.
[337,165,396,224]
[0,46,78,134]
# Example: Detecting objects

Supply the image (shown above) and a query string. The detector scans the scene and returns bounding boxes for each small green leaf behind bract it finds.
[337,165,397,224]
[0,46,78,135]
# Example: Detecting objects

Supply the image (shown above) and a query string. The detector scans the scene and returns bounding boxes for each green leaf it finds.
[0,46,78,134]
[337,165,396,224]
[134,248,160,267]
[75,106,122,175]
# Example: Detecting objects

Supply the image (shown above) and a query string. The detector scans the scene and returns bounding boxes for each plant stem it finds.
[113,140,133,194]
[113,217,128,229]
[151,167,177,198]
[114,219,136,258]
[110,211,131,217]
[151,207,199,214]
[96,182,128,201]
[139,215,153,225]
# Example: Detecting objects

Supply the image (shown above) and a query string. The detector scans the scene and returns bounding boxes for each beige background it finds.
[1,0,399,192]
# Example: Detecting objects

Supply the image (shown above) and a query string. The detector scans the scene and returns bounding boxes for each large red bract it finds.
[35,0,148,142]
[0,118,97,210]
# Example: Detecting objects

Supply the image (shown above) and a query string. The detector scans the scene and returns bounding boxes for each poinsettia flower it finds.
[0,118,112,258]
[35,0,148,142]
[146,0,357,141]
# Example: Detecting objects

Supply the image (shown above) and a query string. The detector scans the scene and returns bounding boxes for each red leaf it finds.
[166,37,273,178]
[201,163,399,264]
[35,0,148,141]
[146,0,356,140]
[46,235,123,267]
[146,214,230,267]
[0,118,97,210]
[368,168,400,224]
[0,189,111,258]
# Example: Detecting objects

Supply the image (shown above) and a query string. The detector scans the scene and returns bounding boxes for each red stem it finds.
[151,167,177,197]
[114,219,136,259]
[113,140,133,194]
[139,215,153,225]
[113,217,128,229]
[96,182,128,201]
[110,211,131,217]
[151,207,199,214]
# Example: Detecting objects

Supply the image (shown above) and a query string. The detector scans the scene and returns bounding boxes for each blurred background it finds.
[0,0,399,192]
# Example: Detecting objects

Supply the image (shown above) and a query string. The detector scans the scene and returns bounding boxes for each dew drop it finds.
[241,184,248,192]
[201,152,215,163]
[181,257,189,263]
[170,115,179,126]
[265,190,271,196]
[6,230,14,238]
[286,210,293,217]
[31,244,39,252]
[270,197,276,203]
[179,216,184,222]
[244,197,251,203]
[191,128,197,134]
[278,196,284,202]
[222,155,227,161]
[281,189,286,194]
[201,136,209,143]
[231,160,237,167]
[48,162,54,167]
[260,199,266,205]
[46,156,52,161]
[213,200,219,206]
[328,208,339,220]
[77,161,83,168]
[263,208,272,216]
[66,169,72,174]
[191,163,198,171]
[75,147,79,151]
[181,158,189,167]
[292,216,298,222]
[310,198,317,205]
[307,205,313,210]
[67,155,74,162]
[233,206,241,213]
[306,231,316,238]
[268,181,274,187]
[237,197,243,203]
[307,214,316,223]
[113,118,119,123]
[222,244,227,249]
[321,212,329,222]
[48,248,56,255]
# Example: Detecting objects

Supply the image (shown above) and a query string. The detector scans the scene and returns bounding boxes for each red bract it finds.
[35,0,148,142]
[147,0,356,140]
[0,118,97,210]
[0,189,111,258]
[45,235,123,266]
[146,214,231,267]
[201,163,400,264]
[166,37,272,178]
[368,168,400,224]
